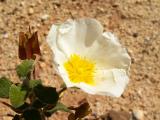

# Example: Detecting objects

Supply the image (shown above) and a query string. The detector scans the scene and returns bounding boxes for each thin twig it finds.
[0,68,16,71]
[0,101,21,113]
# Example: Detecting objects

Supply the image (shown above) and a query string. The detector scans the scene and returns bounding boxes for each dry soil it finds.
[0,0,160,120]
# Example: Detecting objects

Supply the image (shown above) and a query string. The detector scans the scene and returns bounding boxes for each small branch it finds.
[0,68,16,71]
[0,101,13,108]
[6,114,14,117]
[59,87,67,94]
[0,101,21,113]
[58,85,67,98]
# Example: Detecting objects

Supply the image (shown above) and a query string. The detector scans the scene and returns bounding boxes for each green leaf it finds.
[16,60,34,78]
[47,102,71,114]
[15,102,30,113]
[0,77,12,98]
[32,99,45,109]
[9,84,27,108]
[23,107,42,120]
[34,85,59,104]
[29,79,41,88]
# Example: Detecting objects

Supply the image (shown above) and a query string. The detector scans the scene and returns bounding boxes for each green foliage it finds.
[0,27,94,120]
[15,102,30,113]
[0,34,92,120]
[32,99,45,109]
[34,85,59,104]
[0,59,91,120]
[46,102,71,114]
[16,60,34,79]
[29,79,42,88]
[22,107,42,120]
[0,77,12,98]
[9,84,27,108]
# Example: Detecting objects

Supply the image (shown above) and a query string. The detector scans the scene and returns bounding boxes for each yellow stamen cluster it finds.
[64,54,95,86]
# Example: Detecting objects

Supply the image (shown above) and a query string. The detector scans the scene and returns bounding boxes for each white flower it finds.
[47,18,131,97]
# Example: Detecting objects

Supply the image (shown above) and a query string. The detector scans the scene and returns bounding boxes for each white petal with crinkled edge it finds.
[52,18,103,57]
[47,24,67,72]
[93,69,129,97]
[84,32,131,71]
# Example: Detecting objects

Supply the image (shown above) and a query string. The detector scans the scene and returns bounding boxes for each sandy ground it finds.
[0,0,160,120]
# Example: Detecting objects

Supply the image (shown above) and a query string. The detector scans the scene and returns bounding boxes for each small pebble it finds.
[144,37,150,44]
[133,32,138,38]
[40,14,49,21]
[30,3,36,7]
[28,8,34,15]
[40,62,46,68]
[132,109,144,120]
[97,7,105,12]
[36,23,41,27]
[3,32,9,39]
[38,0,42,4]
[101,110,131,120]
[112,3,119,8]
[20,1,25,7]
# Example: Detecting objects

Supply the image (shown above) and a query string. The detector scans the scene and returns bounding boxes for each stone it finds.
[28,8,34,15]
[101,110,131,120]
[40,62,46,68]
[132,109,144,120]
[132,32,138,38]
[40,14,49,21]
[38,0,42,4]
[3,32,9,39]
[20,1,25,7]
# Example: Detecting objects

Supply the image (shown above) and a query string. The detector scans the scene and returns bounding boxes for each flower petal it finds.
[51,18,103,57]
[85,32,131,71]
[94,69,129,97]
[47,24,67,72]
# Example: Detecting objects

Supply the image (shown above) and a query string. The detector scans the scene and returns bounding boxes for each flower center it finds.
[64,54,95,86]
